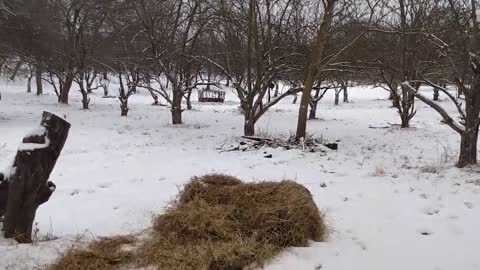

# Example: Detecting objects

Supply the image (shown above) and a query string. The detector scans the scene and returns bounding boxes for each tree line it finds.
[1,0,480,167]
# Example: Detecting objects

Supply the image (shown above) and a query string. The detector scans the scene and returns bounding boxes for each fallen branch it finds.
[221,135,337,153]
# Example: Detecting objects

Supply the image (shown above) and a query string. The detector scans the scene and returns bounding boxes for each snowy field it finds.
[1,80,480,270]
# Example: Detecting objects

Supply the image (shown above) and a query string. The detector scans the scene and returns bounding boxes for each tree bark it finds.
[0,174,7,218]
[27,76,32,93]
[9,60,23,81]
[35,65,43,95]
[103,85,109,97]
[81,91,90,110]
[343,87,349,102]
[244,119,255,136]
[400,113,410,128]
[78,81,90,110]
[295,0,335,139]
[171,91,183,124]
[150,91,159,105]
[186,90,193,110]
[433,88,440,101]
[292,94,298,104]
[458,130,479,167]
[171,107,182,124]
[309,101,318,120]
[2,111,70,243]
[59,75,73,104]
[119,98,129,116]
[334,91,340,105]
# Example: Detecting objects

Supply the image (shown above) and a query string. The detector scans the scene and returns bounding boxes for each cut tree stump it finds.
[1,111,70,243]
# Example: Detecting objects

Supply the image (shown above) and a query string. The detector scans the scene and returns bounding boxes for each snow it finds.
[17,136,50,151]
[24,125,46,137]
[1,79,480,269]
[3,166,16,179]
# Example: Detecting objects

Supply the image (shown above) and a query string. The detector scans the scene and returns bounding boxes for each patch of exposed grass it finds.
[48,236,136,270]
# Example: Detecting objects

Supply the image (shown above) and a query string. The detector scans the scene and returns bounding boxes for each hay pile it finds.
[50,174,326,270]
[49,236,135,270]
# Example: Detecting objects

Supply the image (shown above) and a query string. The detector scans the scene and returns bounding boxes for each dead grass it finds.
[48,236,136,270]
[49,174,326,270]
[418,164,441,174]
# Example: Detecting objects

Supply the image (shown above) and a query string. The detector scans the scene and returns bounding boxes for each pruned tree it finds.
[72,0,112,109]
[296,0,380,139]
[129,0,208,124]
[206,0,307,136]
[0,0,53,98]
[309,83,330,119]
[403,0,480,167]
[364,0,442,128]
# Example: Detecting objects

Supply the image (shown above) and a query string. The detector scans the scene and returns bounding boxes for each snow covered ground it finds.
[1,79,480,270]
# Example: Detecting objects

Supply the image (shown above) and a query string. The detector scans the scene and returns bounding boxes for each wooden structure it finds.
[1,111,70,243]
[198,89,226,103]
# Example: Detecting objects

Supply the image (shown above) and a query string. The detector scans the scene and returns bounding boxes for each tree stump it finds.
[1,111,70,243]
[0,173,7,218]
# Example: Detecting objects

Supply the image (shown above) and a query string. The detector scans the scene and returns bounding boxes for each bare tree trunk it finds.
[458,129,479,167]
[81,92,89,109]
[171,91,183,124]
[118,74,130,116]
[186,89,193,110]
[244,118,255,136]
[119,98,129,116]
[103,85,109,97]
[292,94,298,104]
[267,85,271,103]
[26,75,32,93]
[295,0,335,139]
[343,87,349,102]
[0,174,7,218]
[35,65,43,95]
[9,60,23,81]
[391,92,401,108]
[433,88,440,101]
[334,90,340,105]
[274,82,279,97]
[400,111,410,128]
[76,76,90,110]
[309,101,318,120]
[2,111,70,243]
[149,90,159,105]
[59,75,73,104]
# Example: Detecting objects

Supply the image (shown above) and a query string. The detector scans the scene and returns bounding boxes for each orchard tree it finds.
[404,0,480,167]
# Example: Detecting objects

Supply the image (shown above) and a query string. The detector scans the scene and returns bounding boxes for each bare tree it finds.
[206,0,305,136]
[130,0,208,124]
[403,0,480,167]
[364,0,442,127]
[296,0,380,138]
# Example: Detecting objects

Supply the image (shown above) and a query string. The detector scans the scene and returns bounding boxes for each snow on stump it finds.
[1,111,70,243]
[142,174,327,269]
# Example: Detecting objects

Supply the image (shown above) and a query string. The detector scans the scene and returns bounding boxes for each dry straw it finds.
[49,174,326,270]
